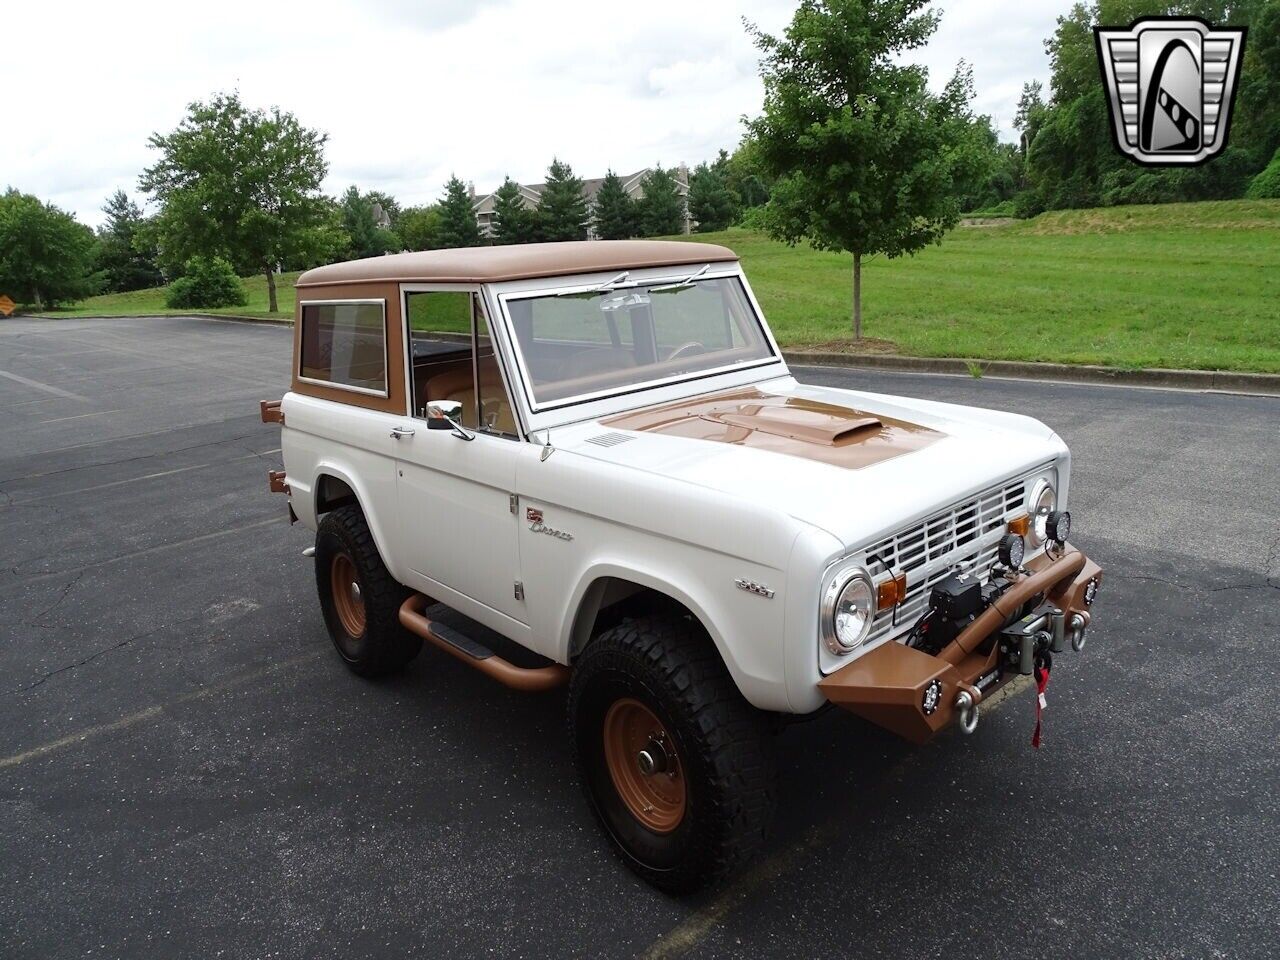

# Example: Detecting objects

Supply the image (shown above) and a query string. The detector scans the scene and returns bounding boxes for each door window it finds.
[407,291,519,438]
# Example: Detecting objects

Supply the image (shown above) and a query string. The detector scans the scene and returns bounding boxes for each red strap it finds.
[1031,664,1050,748]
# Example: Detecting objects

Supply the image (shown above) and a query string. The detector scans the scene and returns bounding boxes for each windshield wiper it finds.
[649,264,710,294]
[555,271,632,298]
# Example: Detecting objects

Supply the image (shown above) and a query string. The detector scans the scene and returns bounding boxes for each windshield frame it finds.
[492,264,783,419]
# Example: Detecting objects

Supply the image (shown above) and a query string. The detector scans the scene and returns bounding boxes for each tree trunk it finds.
[852,253,862,340]
[33,287,44,311]
[265,264,277,314]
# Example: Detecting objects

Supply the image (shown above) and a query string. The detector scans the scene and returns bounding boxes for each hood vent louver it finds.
[585,431,635,448]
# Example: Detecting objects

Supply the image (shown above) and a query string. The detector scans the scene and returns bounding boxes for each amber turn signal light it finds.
[877,574,907,610]
[1007,514,1030,537]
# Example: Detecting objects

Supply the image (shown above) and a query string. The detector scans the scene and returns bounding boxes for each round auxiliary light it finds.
[823,569,875,654]
[1045,510,1071,544]
[998,533,1026,569]
[1029,480,1057,547]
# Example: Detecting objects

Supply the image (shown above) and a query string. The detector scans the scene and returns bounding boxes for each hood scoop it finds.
[709,404,883,446]
[601,388,945,471]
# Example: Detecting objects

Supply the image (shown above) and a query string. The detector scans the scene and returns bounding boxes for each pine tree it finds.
[592,170,637,240]
[538,158,588,241]
[491,177,539,244]
[635,167,686,237]
[436,175,482,248]
[96,190,162,292]
[339,186,401,259]
[687,162,739,233]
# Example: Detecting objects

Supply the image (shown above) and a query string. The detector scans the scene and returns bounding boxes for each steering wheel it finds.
[666,341,706,362]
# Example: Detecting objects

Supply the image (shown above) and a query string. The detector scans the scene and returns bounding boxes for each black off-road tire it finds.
[315,505,421,677]
[569,614,776,894]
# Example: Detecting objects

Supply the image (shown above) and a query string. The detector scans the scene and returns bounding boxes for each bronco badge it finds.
[1095,16,1246,166]
[527,507,573,542]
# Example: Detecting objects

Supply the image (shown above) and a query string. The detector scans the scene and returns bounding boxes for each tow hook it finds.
[955,690,980,735]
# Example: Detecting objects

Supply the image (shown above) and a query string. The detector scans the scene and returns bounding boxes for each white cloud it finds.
[3,0,1057,227]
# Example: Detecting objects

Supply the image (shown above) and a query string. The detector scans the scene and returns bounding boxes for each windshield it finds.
[503,275,775,408]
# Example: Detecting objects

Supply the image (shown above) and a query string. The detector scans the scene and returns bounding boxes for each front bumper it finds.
[818,545,1102,743]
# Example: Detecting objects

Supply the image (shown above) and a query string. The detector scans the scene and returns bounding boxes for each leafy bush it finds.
[1246,149,1280,199]
[165,256,247,309]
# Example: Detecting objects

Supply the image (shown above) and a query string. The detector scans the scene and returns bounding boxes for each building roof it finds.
[295,240,737,287]
[472,168,686,215]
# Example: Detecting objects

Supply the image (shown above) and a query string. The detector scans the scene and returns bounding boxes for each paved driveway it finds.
[1,316,1276,959]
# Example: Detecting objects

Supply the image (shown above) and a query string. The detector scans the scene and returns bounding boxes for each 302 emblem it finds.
[735,578,775,599]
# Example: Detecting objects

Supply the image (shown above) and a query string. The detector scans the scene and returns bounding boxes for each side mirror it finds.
[426,400,475,441]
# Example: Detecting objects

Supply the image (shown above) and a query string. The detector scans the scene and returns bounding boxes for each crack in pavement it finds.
[8,608,207,695]
[27,572,84,627]
[0,515,284,591]
[0,424,266,485]
[1113,570,1279,594]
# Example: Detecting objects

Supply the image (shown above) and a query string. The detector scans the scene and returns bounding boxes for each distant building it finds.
[472,166,691,239]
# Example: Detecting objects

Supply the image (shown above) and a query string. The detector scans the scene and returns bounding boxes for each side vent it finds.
[585,432,634,448]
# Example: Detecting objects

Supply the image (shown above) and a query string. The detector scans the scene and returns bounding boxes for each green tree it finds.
[138,91,330,312]
[725,139,773,209]
[364,190,401,229]
[538,158,589,241]
[436,175,482,248]
[0,189,100,308]
[491,177,540,244]
[591,170,638,239]
[339,185,401,259]
[746,0,989,338]
[635,167,686,236]
[688,162,739,232]
[95,190,162,292]
[396,205,442,250]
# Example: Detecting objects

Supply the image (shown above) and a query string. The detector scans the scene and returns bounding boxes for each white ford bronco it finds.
[262,240,1102,893]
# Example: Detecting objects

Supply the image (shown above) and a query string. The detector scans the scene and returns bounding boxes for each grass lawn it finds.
[29,199,1280,372]
[38,272,305,322]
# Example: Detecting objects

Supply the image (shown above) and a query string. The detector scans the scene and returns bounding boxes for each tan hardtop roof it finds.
[295,240,738,288]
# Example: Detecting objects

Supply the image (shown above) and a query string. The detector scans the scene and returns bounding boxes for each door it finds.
[392,290,526,625]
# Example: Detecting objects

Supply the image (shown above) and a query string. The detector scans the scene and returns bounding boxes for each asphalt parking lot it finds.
[2,315,1277,959]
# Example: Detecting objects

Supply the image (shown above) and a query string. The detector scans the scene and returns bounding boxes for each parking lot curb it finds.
[783,350,1280,396]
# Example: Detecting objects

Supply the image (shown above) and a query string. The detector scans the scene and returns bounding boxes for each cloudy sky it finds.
[5,0,1062,228]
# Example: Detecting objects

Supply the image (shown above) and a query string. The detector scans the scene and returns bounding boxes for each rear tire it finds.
[568,614,776,894]
[315,505,421,677]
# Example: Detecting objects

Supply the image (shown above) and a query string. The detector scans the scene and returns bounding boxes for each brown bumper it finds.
[818,546,1102,744]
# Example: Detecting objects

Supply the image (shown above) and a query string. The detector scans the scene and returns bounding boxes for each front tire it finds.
[315,505,421,677]
[569,614,776,894]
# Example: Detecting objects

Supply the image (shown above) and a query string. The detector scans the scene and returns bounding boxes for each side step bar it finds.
[398,594,569,692]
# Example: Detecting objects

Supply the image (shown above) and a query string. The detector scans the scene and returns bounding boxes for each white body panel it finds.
[280,262,1072,715]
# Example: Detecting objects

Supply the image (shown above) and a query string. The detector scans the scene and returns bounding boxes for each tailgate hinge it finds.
[268,470,290,495]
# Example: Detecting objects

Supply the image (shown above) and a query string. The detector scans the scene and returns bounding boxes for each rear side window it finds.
[299,301,387,394]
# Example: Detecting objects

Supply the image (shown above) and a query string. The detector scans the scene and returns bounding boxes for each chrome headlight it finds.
[822,567,875,655]
[1028,479,1057,547]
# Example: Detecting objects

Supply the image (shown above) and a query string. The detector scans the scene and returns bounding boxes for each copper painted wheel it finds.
[329,553,366,638]
[602,697,686,834]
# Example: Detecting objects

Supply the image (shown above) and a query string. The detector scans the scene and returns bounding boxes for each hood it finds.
[560,380,1065,547]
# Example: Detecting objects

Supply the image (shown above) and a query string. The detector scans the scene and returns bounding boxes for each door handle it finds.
[390,426,416,439]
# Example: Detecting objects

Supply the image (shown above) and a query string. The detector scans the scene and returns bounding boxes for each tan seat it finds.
[424,356,516,435]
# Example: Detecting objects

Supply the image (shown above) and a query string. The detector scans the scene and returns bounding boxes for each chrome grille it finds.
[863,474,1030,644]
